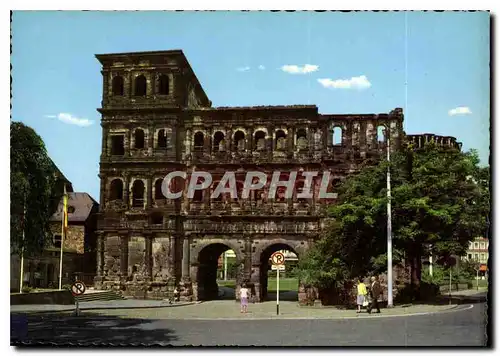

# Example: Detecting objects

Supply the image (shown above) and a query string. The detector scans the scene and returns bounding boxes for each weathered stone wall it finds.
[95,51,425,303]
[50,223,85,254]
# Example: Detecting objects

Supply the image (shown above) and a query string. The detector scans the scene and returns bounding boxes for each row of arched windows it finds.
[107,174,341,207]
[193,128,309,153]
[109,128,171,155]
[111,74,170,97]
[331,125,388,146]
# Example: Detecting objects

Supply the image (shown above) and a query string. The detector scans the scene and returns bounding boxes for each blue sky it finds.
[11,11,490,202]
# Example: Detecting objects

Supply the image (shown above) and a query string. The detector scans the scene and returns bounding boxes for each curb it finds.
[10,301,202,314]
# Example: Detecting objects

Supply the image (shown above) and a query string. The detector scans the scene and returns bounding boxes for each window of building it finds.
[134,75,147,96]
[111,76,124,96]
[481,253,486,261]
[194,132,205,152]
[157,129,167,148]
[67,206,75,214]
[134,129,145,149]
[109,179,124,201]
[155,179,165,200]
[131,180,145,208]
[480,242,485,249]
[474,253,479,260]
[467,253,472,260]
[53,234,62,248]
[158,74,169,95]
[474,242,479,249]
[333,127,342,145]
[110,135,125,156]
[377,126,386,142]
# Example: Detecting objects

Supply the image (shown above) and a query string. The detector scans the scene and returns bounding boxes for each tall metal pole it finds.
[58,186,66,290]
[429,244,433,277]
[19,201,26,293]
[386,134,394,308]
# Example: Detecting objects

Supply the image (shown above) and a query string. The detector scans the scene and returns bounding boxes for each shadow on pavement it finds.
[11,312,178,347]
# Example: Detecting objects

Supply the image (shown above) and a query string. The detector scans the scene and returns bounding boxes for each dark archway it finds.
[196,243,235,301]
[259,243,299,301]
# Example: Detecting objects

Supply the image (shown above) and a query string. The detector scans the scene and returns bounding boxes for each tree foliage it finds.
[299,140,490,291]
[10,121,60,255]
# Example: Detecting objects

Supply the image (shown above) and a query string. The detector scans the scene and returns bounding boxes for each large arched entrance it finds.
[259,243,299,302]
[196,243,241,301]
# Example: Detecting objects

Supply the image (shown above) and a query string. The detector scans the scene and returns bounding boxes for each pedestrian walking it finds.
[367,276,381,314]
[356,278,368,313]
[240,283,250,313]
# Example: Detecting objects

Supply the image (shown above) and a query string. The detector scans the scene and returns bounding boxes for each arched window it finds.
[134,129,145,149]
[254,130,266,151]
[333,127,342,145]
[275,130,287,151]
[111,76,124,96]
[377,126,386,142]
[157,129,167,148]
[296,128,308,150]
[158,74,169,95]
[233,131,245,152]
[213,131,225,152]
[155,179,165,200]
[134,75,147,96]
[131,180,145,207]
[194,132,204,152]
[109,179,124,201]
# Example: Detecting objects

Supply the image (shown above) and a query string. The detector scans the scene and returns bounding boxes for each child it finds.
[240,283,250,313]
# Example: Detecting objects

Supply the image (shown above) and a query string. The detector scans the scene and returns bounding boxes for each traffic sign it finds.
[71,281,86,296]
[271,252,285,265]
[271,265,285,271]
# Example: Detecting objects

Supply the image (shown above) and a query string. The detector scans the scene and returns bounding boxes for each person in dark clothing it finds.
[367,276,381,314]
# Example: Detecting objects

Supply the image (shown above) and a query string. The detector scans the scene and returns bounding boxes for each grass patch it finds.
[217,278,298,292]
[470,279,488,288]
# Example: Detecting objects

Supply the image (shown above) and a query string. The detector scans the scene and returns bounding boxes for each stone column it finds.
[169,234,176,278]
[179,234,192,301]
[96,232,104,277]
[246,127,254,151]
[148,126,154,155]
[99,175,106,211]
[226,128,233,152]
[120,233,129,281]
[124,175,130,209]
[181,236,190,279]
[288,126,295,154]
[146,177,153,208]
[101,126,108,156]
[145,233,153,280]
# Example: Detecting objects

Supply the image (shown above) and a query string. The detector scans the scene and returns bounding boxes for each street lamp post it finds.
[385,129,394,308]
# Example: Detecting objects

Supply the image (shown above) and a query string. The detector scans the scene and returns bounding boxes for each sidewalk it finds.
[11,299,465,320]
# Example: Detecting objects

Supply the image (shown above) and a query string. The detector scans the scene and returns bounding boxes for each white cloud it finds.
[448,106,472,116]
[44,113,94,127]
[258,65,265,70]
[236,66,250,72]
[280,64,319,74]
[317,75,372,90]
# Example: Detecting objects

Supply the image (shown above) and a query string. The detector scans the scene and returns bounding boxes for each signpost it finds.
[71,281,86,317]
[271,252,285,315]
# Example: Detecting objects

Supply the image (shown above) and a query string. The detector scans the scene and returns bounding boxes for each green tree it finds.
[10,122,60,255]
[299,140,489,296]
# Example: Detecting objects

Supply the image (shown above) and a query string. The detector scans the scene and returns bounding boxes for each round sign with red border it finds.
[71,281,86,296]
[271,252,285,265]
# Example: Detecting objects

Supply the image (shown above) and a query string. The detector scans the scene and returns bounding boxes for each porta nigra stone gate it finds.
[94,50,462,304]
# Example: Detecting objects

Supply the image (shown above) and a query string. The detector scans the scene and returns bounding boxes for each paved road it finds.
[11,302,488,346]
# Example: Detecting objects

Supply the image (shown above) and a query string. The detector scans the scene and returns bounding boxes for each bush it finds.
[62,284,72,291]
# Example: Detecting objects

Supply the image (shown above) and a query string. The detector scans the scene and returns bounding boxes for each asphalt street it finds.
[11,302,488,347]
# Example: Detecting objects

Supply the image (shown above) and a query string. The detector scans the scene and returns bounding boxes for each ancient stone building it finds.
[94,50,409,303]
